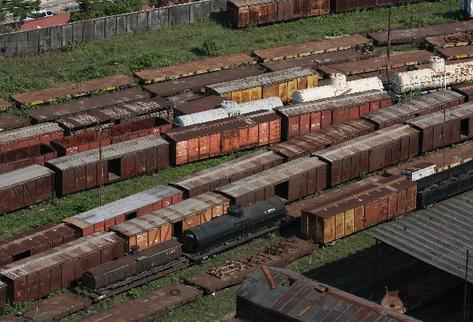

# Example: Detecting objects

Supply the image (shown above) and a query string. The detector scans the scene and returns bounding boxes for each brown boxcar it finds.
[0,281,5,309]
[0,98,12,112]
[63,185,183,236]
[56,97,173,135]
[144,66,264,97]
[46,136,169,196]
[453,83,473,101]
[253,34,371,62]
[110,117,171,143]
[316,124,419,186]
[170,150,284,198]
[12,75,135,106]
[0,123,63,153]
[272,119,375,160]
[0,165,54,214]
[0,232,124,303]
[0,114,28,133]
[216,156,327,207]
[227,0,330,28]
[300,175,417,244]
[110,192,230,251]
[28,88,151,124]
[0,144,57,174]
[174,96,225,116]
[276,90,391,139]
[362,90,465,129]
[206,67,317,103]
[164,111,281,165]
[135,53,255,84]
[0,223,79,267]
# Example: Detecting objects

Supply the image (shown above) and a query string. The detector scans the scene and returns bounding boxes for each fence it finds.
[0,0,227,56]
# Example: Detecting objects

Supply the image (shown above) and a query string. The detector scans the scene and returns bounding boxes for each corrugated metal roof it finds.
[207,67,315,94]
[0,232,120,279]
[47,135,168,171]
[63,186,181,228]
[370,189,473,283]
[0,165,53,190]
[0,123,62,145]
[217,157,325,197]
[236,267,419,322]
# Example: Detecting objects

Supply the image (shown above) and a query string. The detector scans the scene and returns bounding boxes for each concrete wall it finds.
[0,0,227,56]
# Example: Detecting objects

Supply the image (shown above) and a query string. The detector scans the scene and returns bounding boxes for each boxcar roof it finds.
[0,114,28,133]
[0,223,71,252]
[0,165,53,190]
[228,0,275,7]
[406,110,458,129]
[0,232,120,279]
[47,135,168,171]
[447,101,473,119]
[170,151,283,190]
[207,67,315,94]
[110,215,169,236]
[63,186,182,228]
[0,123,62,146]
[217,157,326,197]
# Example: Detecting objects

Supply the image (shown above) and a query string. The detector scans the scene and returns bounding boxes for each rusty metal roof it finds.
[447,101,473,119]
[370,189,473,283]
[170,151,283,191]
[0,114,28,133]
[252,35,371,61]
[217,157,326,197]
[0,165,53,190]
[47,135,168,171]
[63,186,182,229]
[277,90,389,117]
[406,101,473,129]
[0,232,121,279]
[0,123,62,146]
[236,267,419,322]
[229,0,276,8]
[111,213,168,236]
[207,67,315,94]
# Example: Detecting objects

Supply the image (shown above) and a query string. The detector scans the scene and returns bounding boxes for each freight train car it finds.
[0,123,63,153]
[0,144,57,174]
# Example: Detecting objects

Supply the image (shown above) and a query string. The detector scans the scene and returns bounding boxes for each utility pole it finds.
[98,122,104,207]
[386,6,392,88]
[464,249,471,322]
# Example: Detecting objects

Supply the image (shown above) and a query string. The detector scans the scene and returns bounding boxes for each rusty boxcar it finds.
[12,74,135,106]
[46,136,169,196]
[0,114,28,133]
[55,97,173,135]
[0,165,54,214]
[453,83,473,101]
[227,0,330,28]
[0,123,63,153]
[316,124,419,186]
[362,90,465,129]
[206,67,317,103]
[0,223,79,267]
[174,96,225,116]
[276,90,391,139]
[110,192,230,251]
[216,156,327,207]
[272,119,375,160]
[28,88,151,124]
[63,185,183,236]
[0,144,57,174]
[0,232,124,303]
[170,150,284,198]
[135,53,255,84]
[300,175,417,244]
[164,112,281,165]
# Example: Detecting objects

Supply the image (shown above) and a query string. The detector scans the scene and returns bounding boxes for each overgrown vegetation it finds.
[72,0,159,21]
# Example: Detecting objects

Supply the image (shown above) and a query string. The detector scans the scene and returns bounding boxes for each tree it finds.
[0,0,41,28]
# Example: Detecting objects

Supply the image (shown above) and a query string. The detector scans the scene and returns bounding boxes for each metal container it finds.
[0,144,57,174]
[0,165,54,214]
[28,88,151,124]
[0,232,124,303]
[300,175,417,244]
[110,192,230,251]
[0,114,28,133]
[206,67,317,103]
[12,75,135,106]
[0,123,63,153]
[278,90,390,139]
[170,150,284,198]
[0,223,80,267]
[216,156,327,207]
[63,185,182,236]
[135,53,255,84]
[46,136,169,196]
[174,96,225,116]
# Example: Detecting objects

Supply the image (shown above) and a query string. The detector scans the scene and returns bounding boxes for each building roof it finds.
[0,165,53,190]
[370,188,473,283]
[20,13,71,31]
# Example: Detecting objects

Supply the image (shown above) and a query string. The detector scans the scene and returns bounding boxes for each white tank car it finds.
[390,56,473,94]
[173,97,283,127]
[291,73,384,103]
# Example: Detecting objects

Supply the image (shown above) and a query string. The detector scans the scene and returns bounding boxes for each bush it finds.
[195,39,222,57]
[72,0,145,21]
